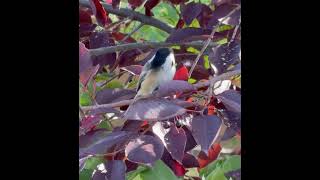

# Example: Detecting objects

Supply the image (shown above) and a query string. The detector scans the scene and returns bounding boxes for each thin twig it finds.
[188,6,241,78]
[120,23,145,43]
[90,41,218,56]
[81,69,240,111]
[100,70,127,88]
[229,19,241,45]
[79,0,173,33]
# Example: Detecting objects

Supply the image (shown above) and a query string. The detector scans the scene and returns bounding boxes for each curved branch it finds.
[90,41,218,56]
[79,0,174,33]
[81,69,241,111]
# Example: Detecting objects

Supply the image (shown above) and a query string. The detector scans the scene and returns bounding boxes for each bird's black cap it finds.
[151,48,173,68]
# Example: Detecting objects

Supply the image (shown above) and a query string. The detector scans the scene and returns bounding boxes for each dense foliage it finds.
[79,0,241,179]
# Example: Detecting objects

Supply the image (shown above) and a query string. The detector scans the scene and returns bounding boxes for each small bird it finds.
[136,47,176,98]
[124,47,176,118]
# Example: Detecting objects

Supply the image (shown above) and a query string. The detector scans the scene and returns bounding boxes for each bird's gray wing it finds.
[136,61,151,92]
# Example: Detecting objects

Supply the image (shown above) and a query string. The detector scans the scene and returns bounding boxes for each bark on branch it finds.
[79,0,174,33]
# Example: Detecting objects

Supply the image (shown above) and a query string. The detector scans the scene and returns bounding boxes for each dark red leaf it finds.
[89,31,116,68]
[120,65,143,75]
[155,80,195,97]
[161,149,186,176]
[164,126,187,163]
[175,18,185,29]
[173,66,189,81]
[79,23,97,38]
[88,107,121,116]
[198,143,221,168]
[112,0,120,8]
[96,89,136,104]
[182,153,199,168]
[80,7,93,24]
[128,0,144,8]
[144,0,160,16]
[124,98,186,121]
[191,115,222,155]
[106,160,126,180]
[79,42,93,74]
[118,49,142,67]
[169,0,185,5]
[181,3,203,25]
[196,5,213,28]
[125,160,139,172]
[80,131,136,156]
[125,135,164,165]
[216,90,241,113]
[190,65,210,80]
[80,115,103,133]
[89,0,111,26]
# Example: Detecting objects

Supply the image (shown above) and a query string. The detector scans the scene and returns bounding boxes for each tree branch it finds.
[90,41,218,56]
[79,0,174,33]
[81,69,240,111]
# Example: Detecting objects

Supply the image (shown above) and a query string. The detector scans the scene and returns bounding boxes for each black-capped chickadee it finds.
[136,47,176,98]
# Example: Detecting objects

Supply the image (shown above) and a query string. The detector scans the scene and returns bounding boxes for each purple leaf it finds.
[92,171,106,180]
[89,31,116,69]
[106,160,126,180]
[217,90,241,113]
[118,49,142,67]
[79,42,92,74]
[221,8,240,25]
[209,41,240,74]
[182,153,199,168]
[221,110,241,133]
[191,115,222,154]
[80,131,136,156]
[125,135,164,165]
[164,126,187,163]
[225,169,241,180]
[180,3,203,25]
[95,89,136,104]
[112,0,120,8]
[124,98,186,121]
[120,65,143,75]
[221,127,237,141]
[183,126,197,152]
[80,64,100,87]
[213,0,240,7]
[155,80,196,97]
[88,107,121,116]
[208,4,239,26]
[121,120,144,132]
[79,129,109,148]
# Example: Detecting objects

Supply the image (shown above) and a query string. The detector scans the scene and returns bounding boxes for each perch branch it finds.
[81,69,240,111]
[188,5,241,78]
[79,0,173,33]
[90,41,218,56]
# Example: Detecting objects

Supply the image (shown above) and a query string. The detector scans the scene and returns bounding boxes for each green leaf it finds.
[84,156,105,170]
[80,92,92,106]
[152,2,179,27]
[217,25,234,32]
[185,168,199,178]
[206,168,227,180]
[187,47,200,54]
[95,72,111,82]
[203,55,210,69]
[216,38,228,45]
[188,78,197,84]
[126,166,148,180]
[105,79,124,89]
[131,160,178,180]
[222,155,241,173]
[96,120,113,130]
[199,159,224,177]
[135,25,168,42]
[188,19,200,28]
[79,169,93,180]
